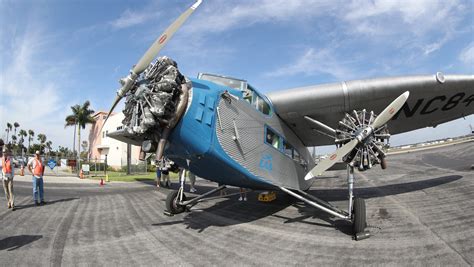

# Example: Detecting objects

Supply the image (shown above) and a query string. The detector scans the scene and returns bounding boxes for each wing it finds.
[268,74,474,146]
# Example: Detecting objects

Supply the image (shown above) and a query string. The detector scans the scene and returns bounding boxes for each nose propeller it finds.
[103,0,203,128]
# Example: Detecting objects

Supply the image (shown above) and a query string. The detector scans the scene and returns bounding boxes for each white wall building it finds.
[88,111,141,170]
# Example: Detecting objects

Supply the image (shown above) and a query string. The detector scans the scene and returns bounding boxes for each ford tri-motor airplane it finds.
[104,0,474,239]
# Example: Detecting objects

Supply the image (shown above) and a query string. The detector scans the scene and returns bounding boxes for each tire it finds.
[165,190,186,214]
[353,198,366,234]
[380,157,387,169]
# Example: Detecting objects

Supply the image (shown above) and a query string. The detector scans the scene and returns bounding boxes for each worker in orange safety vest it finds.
[2,147,15,210]
[27,150,46,206]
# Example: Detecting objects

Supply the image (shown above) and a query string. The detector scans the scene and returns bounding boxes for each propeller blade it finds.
[133,0,202,75]
[101,95,122,131]
[305,138,359,180]
[102,0,202,130]
[371,91,410,129]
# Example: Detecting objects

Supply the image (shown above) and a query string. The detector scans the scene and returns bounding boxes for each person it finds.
[179,168,197,193]
[155,167,162,188]
[239,188,247,201]
[27,150,45,206]
[188,171,197,193]
[157,158,172,188]
[2,148,15,210]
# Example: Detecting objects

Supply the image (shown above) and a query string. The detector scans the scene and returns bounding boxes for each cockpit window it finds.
[246,85,272,116]
[198,73,272,116]
[198,73,247,91]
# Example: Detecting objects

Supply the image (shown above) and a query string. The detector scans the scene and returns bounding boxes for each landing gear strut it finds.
[164,170,233,216]
[280,164,369,240]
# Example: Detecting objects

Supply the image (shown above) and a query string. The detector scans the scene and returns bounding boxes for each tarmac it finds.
[0,141,473,266]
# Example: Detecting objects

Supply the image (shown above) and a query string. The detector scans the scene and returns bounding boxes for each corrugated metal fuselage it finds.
[166,78,314,191]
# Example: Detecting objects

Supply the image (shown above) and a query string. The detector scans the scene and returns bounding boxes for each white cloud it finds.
[264,48,355,80]
[0,24,78,150]
[459,42,474,65]
[110,8,159,29]
[184,0,336,34]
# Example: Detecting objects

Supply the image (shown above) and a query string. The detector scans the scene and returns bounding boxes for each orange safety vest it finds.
[2,157,12,174]
[33,159,43,176]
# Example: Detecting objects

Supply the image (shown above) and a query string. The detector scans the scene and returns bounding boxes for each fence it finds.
[6,152,151,177]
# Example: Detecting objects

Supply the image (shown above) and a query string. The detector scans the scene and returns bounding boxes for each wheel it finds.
[165,190,187,214]
[352,198,366,234]
[380,157,387,169]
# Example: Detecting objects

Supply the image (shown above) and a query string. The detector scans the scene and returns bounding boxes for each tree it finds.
[46,141,53,156]
[5,122,12,144]
[28,129,35,153]
[37,133,47,152]
[18,129,28,156]
[65,101,95,164]
[13,122,19,143]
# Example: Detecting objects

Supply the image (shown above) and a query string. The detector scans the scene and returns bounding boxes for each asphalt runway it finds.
[0,141,473,266]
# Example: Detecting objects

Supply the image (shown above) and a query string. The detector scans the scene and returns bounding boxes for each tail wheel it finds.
[166,190,187,214]
[352,198,366,234]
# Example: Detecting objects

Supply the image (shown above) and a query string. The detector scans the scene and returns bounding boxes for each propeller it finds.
[305,91,410,180]
[103,0,203,127]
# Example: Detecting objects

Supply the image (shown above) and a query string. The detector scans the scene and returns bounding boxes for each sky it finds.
[0,0,473,153]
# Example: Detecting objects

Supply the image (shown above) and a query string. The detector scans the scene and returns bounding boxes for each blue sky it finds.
[1,0,473,152]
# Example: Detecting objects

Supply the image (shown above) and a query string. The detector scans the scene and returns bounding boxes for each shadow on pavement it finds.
[152,175,461,236]
[14,198,79,211]
[0,235,43,251]
[307,175,462,202]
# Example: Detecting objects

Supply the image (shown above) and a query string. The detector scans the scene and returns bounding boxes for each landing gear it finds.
[165,190,187,214]
[280,164,370,240]
[164,168,231,216]
[352,197,366,234]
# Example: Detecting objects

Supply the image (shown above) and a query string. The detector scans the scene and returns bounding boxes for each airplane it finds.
[104,0,474,239]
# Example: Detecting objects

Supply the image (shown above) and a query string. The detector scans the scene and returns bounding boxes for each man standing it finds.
[2,148,15,210]
[27,150,45,206]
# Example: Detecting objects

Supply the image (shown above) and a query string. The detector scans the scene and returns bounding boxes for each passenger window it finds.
[265,128,280,149]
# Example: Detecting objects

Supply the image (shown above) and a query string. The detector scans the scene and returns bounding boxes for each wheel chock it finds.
[164,211,174,217]
[354,231,371,241]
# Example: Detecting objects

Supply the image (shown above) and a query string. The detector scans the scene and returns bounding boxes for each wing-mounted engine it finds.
[305,91,410,180]
[336,110,390,171]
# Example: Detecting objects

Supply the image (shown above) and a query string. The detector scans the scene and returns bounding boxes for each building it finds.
[88,111,141,170]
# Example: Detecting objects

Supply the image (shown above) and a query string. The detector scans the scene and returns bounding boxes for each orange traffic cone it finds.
[100,178,104,186]
[20,166,24,176]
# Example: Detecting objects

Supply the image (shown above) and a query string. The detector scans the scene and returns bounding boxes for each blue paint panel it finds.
[195,107,204,122]
[199,94,206,105]
[206,97,215,110]
[166,78,275,190]
[204,111,213,126]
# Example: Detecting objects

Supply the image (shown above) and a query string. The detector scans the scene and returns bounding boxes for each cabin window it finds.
[265,127,280,149]
[264,125,307,168]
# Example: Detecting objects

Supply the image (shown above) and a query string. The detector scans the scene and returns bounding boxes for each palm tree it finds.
[13,122,19,143]
[18,129,28,157]
[28,129,35,153]
[46,141,53,156]
[37,133,47,152]
[65,101,95,165]
[5,122,12,144]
